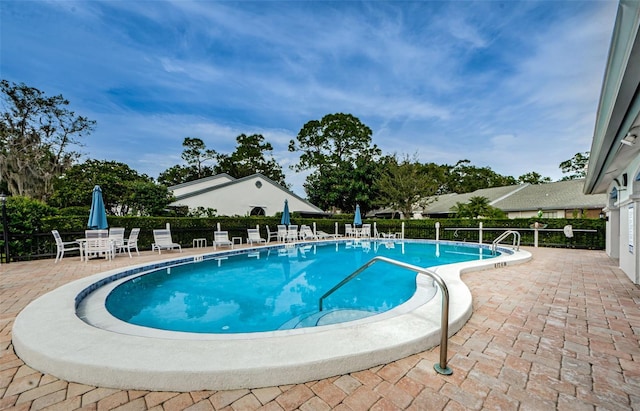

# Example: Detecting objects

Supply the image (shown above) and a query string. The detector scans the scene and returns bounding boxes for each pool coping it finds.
[12,240,532,391]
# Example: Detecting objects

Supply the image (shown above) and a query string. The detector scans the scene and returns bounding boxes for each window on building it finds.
[250,207,265,216]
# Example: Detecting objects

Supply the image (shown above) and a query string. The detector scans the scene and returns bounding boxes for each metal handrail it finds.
[318,256,453,375]
[492,230,520,252]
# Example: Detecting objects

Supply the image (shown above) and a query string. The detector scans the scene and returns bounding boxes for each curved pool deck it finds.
[12,241,531,391]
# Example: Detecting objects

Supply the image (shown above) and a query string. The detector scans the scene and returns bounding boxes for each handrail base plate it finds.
[434,364,453,375]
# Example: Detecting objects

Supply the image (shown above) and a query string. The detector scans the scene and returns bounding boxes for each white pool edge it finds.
[12,244,532,391]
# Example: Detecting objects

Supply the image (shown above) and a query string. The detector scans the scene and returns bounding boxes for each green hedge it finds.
[5,215,606,261]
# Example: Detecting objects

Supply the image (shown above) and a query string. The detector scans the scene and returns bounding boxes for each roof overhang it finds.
[585,0,640,194]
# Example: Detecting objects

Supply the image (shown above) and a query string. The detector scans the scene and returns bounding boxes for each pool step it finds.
[280,309,375,330]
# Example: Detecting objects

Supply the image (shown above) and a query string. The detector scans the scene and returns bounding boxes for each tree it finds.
[182,137,217,179]
[289,113,382,212]
[124,180,174,216]
[422,162,450,195]
[216,134,288,187]
[157,137,217,186]
[443,160,516,194]
[0,79,95,200]
[374,154,441,218]
[49,159,173,216]
[451,196,505,219]
[559,152,589,180]
[157,165,194,187]
[518,172,551,185]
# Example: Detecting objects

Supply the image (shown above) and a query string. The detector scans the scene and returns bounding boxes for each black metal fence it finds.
[0,217,606,263]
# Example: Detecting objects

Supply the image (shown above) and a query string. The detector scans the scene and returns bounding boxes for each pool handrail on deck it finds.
[319,255,453,375]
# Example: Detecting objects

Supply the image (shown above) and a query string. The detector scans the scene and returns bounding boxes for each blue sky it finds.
[1,0,618,196]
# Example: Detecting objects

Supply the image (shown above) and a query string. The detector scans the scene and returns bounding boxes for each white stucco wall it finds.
[170,175,322,216]
[618,199,635,283]
[607,156,640,284]
[606,206,620,260]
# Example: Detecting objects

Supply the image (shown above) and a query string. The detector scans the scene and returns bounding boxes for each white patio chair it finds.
[82,229,109,261]
[286,225,298,242]
[51,230,81,263]
[118,228,140,257]
[152,229,182,254]
[360,224,372,238]
[85,229,108,239]
[247,228,267,245]
[109,227,125,255]
[213,231,233,250]
[84,237,114,262]
[277,225,288,242]
[345,224,355,237]
[265,225,279,243]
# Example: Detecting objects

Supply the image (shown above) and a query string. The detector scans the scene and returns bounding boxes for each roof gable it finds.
[171,173,323,213]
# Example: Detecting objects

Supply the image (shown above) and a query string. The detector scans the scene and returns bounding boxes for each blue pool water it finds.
[106,240,495,333]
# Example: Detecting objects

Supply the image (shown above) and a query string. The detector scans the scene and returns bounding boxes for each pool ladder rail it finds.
[318,256,453,376]
[491,230,520,253]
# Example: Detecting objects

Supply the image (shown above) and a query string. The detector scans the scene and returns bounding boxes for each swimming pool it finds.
[13,239,531,391]
[105,241,492,334]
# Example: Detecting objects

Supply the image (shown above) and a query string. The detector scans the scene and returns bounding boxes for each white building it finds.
[584,0,640,283]
[168,173,326,217]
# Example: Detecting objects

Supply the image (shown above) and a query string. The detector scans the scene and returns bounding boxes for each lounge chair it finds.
[247,228,267,245]
[152,229,182,254]
[213,231,233,250]
[299,225,317,240]
[374,226,397,239]
[118,228,140,257]
[316,230,342,239]
[51,230,81,263]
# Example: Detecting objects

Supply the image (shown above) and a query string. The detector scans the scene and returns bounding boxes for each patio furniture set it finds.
[52,228,140,263]
[52,223,393,263]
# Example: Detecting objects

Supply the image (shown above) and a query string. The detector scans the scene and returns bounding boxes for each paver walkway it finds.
[1,246,639,410]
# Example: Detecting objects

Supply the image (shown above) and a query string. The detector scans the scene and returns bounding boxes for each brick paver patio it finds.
[1,246,639,410]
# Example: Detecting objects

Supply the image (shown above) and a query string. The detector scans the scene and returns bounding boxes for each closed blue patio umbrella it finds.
[281,199,291,226]
[354,204,362,227]
[87,185,108,229]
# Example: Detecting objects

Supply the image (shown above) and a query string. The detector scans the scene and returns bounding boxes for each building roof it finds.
[423,184,525,214]
[421,179,606,215]
[585,0,640,194]
[493,179,606,211]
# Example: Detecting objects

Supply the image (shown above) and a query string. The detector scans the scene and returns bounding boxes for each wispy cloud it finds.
[0,0,618,195]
